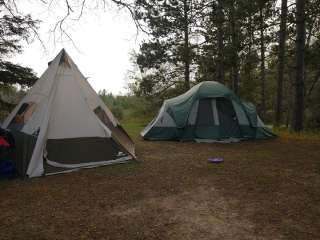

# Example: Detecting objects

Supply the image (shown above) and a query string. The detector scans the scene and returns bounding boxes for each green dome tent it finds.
[141,81,276,142]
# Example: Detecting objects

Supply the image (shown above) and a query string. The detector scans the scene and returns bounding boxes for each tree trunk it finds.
[183,0,190,90]
[247,16,253,84]
[259,5,266,117]
[275,0,288,127]
[286,70,294,127]
[292,0,306,131]
[216,0,224,83]
[303,17,315,96]
[229,3,239,94]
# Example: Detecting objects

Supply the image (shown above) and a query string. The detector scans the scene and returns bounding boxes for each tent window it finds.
[196,98,215,126]
[94,106,113,128]
[9,102,36,131]
[211,99,220,125]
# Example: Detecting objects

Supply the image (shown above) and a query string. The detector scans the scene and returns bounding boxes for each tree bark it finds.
[216,0,224,83]
[183,0,190,90]
[247,15,253,84]
[306,69,320,98]
[259,5,266,117]
[275,0,288,126]
[286,69,295,127]
[229,2,239,93]
[292,0,306,131]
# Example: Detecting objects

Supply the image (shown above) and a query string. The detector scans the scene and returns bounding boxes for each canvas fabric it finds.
[3,49,135,177]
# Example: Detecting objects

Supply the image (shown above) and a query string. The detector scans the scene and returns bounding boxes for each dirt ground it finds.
[0,123,320,240]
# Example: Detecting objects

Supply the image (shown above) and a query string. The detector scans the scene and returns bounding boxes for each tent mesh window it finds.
[8,102,36,131]
[196,98,215,126]
[94,106,114,129]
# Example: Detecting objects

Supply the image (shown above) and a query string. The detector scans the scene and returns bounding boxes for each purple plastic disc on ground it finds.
[208,157,224,163]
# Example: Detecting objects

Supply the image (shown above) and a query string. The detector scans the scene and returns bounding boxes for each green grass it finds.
[120,116,153,142]
[274,127,320,141]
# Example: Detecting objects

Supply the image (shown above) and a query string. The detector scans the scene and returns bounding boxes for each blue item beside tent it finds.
[0,160,15,178]
[208,157,224,164]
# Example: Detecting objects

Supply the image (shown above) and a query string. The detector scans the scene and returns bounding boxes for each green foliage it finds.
[0,61,37,87]
[130,0,320,129]
[0,1,39,121]
[0,2,38,85]
[0,84,26,122]
[133,0,202,96]
[98,90,158,121]
[0,6,39,56]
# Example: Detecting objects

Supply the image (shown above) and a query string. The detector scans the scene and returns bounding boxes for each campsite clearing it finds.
[0,122,319,240]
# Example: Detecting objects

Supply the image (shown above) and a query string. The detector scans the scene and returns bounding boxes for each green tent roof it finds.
[164,81,241,128]
[142,81,276,141]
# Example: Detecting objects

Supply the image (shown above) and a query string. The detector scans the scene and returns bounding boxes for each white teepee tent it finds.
[3,49,135,177]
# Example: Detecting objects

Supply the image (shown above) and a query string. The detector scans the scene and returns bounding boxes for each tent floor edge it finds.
[44,155,133,176]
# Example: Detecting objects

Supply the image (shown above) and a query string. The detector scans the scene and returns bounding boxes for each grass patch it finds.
[274,127,320,142]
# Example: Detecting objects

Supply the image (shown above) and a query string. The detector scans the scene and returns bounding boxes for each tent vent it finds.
[59,51,71,68]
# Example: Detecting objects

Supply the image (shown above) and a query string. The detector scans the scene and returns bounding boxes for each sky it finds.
[9,1,143,95]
